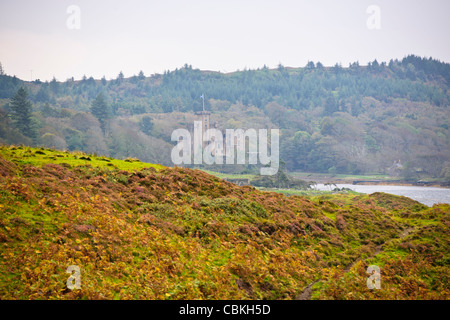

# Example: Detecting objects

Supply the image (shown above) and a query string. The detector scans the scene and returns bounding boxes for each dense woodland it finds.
[0,55,449,180]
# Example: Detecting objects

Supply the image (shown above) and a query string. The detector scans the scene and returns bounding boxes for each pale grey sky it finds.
[0,0,449,81]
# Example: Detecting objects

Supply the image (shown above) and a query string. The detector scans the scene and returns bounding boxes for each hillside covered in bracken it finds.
[0,145,449,299]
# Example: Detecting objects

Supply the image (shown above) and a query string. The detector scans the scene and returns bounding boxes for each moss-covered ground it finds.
[0,145,448,299]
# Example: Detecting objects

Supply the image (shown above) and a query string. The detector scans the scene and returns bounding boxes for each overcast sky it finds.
[1,0,449,82]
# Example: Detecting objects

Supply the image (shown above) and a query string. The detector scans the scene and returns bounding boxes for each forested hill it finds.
[0,55,449,179]
[1,55,449,112]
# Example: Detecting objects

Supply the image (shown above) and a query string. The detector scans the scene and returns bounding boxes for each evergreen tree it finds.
[50,76,59,94]
[9,87,36,140]
[323,94,338,115]
[35,85,50,102]
[306,61,315,69]
[0,62,4,75]
[139,115,153,135]
[90,93,110,134]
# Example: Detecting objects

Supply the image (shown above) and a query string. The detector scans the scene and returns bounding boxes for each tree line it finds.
[0,55,449,180]
[0,55,448,115]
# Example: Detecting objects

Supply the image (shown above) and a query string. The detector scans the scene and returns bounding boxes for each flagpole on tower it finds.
[201,94,205,111]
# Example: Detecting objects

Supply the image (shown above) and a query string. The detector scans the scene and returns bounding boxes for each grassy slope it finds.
[0,145,448,300]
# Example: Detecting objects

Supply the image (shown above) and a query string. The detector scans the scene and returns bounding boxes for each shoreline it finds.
[292,174,450,189]
[348,181,450,188]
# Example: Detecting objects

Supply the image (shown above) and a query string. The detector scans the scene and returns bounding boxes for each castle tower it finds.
[195,94,211,135]
[194,94,225,157]
[195,110,211,152]
[195,94,211,149]
[195,110,210,134]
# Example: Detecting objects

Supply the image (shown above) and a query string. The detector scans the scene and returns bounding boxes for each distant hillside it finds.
[0,55,449,179]
[0,145,449,299]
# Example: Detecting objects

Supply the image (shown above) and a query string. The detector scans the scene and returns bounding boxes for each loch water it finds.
[314,184,450,207]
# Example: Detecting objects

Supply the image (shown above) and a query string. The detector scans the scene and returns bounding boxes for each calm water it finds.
[313,184,450,207]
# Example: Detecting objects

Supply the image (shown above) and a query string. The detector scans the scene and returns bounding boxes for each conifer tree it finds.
[9,87,36,140]
[139,115,153,135]
[90,93,110,134]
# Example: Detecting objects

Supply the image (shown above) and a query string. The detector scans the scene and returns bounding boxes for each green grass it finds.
[0,145,164,171]
[322,211,337,222]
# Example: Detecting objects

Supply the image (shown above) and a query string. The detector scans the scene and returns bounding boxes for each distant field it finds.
[200,170,361,196]
[201,169,392,184]
[289,172,392,182]
[200,169,393,183]
[255,187,359,197]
